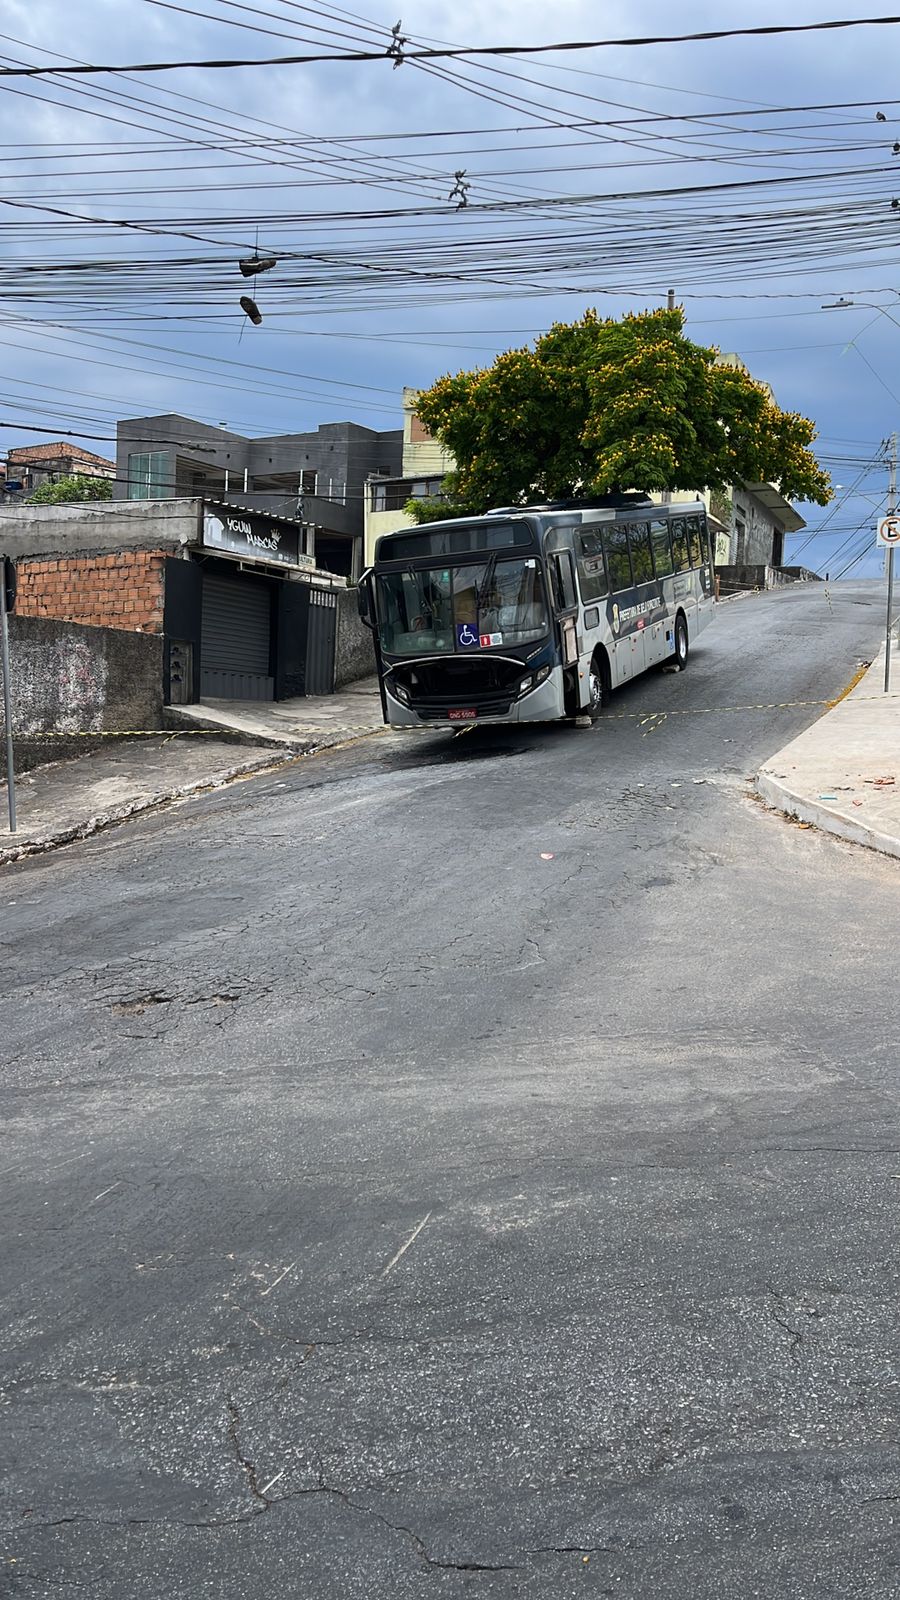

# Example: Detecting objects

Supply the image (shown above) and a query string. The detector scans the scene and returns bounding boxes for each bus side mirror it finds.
[357,571,374,630]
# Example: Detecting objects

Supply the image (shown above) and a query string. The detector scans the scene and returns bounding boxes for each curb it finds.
[0,727,383,865]
[755,645,900,861]
[755,770,900,861]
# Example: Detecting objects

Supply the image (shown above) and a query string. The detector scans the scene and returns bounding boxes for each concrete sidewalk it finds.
[757,645,900,859]
[166,677,386,747]
[0,680,389,863]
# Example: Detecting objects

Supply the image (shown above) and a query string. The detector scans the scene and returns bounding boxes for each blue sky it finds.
[1,0,900,574]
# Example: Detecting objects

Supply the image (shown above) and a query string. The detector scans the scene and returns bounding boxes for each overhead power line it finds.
[2,14,900,76]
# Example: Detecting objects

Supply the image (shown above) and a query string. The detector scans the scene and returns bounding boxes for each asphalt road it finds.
[2,581,899,1600]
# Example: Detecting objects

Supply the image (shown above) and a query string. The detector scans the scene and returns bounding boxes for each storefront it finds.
[162,501,339,704]
[0,496,349,711]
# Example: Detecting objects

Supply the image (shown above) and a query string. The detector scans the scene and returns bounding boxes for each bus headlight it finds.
[517,665,550,698]
[392,681,410,705]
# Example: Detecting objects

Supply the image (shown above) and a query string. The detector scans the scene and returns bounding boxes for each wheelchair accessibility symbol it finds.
[456,622,479,648]
[877,515,900,547]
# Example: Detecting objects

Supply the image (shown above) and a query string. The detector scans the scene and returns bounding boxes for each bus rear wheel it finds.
[673,613,689,669]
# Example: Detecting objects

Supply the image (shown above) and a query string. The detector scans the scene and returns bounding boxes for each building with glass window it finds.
[115,414,402,580]
[364,388,454,564]
[3,442,115,496]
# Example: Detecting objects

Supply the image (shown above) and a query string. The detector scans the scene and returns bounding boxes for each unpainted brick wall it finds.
[14,549,167,633]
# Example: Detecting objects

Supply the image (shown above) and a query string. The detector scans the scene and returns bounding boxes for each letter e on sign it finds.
[877,515,900,547]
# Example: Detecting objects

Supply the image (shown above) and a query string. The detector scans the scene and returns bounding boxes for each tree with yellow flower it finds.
[408,307,831,522]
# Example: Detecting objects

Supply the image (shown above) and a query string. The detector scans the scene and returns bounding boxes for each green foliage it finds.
[28,473,113,505]
[412,308,831,520]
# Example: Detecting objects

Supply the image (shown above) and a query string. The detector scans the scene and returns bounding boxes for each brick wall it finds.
[14,550,166,633]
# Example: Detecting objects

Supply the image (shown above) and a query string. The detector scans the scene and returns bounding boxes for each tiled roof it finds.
[7,442,115,469]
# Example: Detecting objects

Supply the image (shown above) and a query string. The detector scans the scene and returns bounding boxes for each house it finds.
[363,388,453,564]
[4,442,116,496]
[0,497,372,705]
[115,414,402,581]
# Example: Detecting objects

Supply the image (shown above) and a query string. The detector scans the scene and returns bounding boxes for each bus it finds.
[357,493,715,728]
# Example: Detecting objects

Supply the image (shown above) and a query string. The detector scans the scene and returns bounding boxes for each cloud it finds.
[0,0,896,570]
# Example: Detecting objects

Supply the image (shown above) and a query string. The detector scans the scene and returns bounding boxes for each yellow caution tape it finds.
[8,727,251,739]
[3,676,892,742]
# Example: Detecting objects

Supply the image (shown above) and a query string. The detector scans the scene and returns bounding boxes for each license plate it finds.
[448,708,477,721]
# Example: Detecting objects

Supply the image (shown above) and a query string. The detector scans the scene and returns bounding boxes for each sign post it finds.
[876,513,900,693]
[0,556,16,833]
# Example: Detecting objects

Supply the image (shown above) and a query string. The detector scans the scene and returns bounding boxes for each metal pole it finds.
[886,431,896,694]
[0,564,16,833]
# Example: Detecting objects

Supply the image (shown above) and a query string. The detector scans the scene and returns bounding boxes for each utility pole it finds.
[0,557,16,833]
[886,431,896,694]
[667,287,675,311]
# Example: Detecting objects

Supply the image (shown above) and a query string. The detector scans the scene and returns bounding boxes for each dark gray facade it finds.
[116,414,402,580]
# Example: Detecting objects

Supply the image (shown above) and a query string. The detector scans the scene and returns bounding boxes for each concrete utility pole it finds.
[886,431,897,694]
[667,287,675,311]
[0,558,15,833]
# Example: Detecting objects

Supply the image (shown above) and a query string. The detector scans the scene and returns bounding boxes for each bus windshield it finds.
[377,558,549,655]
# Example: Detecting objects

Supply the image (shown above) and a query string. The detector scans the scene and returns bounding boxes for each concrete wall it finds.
[0,498,198,559]
[334,587,376,688]
[731,491,783,566]
[1,616,164,776]
[717,564,820,594]
[247,422,401,511]
[402,387,455,477]
[365,504,415,565]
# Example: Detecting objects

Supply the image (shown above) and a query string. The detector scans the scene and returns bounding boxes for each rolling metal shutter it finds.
[200,571,274,701]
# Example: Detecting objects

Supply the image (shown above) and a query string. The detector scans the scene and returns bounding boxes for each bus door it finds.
[547,546,579,665]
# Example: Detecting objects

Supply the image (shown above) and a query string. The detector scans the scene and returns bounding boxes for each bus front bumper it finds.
[384,666,566,727]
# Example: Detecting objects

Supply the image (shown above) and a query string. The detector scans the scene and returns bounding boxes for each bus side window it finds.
[577,532,608,601]
[686,515,703,568]
[603,523,633,592]
[628,521,654,584]
[549,549,577,613]
[700,514,712,565]
[650,518,674,577]
[670,518,691,573]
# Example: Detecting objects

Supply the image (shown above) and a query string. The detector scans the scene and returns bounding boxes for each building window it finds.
[127,451,169,499]
[300,469,317,495]
[370,476,444,513]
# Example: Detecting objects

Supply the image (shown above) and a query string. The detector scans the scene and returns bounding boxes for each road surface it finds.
[2,581,898,1599]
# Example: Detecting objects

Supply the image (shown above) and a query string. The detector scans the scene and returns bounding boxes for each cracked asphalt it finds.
[2,581,899,1599]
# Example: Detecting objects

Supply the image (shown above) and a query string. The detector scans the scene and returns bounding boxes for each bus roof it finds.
[375,497,707,555]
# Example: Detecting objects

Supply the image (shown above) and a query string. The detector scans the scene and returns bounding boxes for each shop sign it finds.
[203,507,312,567]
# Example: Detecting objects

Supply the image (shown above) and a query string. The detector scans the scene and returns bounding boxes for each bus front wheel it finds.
[588,651,611,721]
[673,613,689,669]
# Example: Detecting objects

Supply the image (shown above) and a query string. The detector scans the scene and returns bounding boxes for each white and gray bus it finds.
[357,493,715,727]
